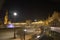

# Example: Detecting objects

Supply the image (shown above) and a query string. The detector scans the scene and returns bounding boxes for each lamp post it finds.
[24,29,27,40]
[13,12,17,39]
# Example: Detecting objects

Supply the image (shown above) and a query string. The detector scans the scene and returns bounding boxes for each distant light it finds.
[24,29,27,32]
[37,35,40,38]
[13,12,17,16]
[34,19,37,22]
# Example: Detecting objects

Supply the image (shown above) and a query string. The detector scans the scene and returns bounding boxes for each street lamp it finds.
[24,29,27,40]
[13,12,17,39]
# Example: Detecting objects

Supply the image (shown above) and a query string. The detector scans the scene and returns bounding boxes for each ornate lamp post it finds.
[13,12,17,39]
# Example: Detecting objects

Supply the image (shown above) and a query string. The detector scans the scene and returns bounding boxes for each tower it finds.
[52,11,59,19]
[4,10,8,24]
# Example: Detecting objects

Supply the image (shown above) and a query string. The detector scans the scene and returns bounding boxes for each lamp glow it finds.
[13,12,17,16]
[24,29,27,32]
[37,35,40,38]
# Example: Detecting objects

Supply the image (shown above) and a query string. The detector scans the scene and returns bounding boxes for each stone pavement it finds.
[11,38,21,40]
[0,38,21,40]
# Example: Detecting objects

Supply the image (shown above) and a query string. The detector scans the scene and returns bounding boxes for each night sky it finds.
[1,0,60,22]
